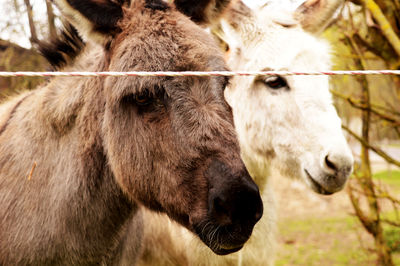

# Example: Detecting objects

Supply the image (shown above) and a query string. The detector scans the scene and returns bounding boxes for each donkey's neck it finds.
[240,150,271,193]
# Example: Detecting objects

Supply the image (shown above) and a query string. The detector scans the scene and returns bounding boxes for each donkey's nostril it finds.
[324,155,338,172]
[323,153,354,176]
[205,159,263,229]
[209,185,263,226]
[210,195,232,225]
[237,186,263,224]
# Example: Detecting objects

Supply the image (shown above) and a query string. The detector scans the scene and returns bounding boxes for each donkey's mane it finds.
[39,23,85,69]
[39,0,234,69]
[39,0,170,69]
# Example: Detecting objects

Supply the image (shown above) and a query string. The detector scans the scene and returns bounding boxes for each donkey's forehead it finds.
[243,27,331,71]
[110,7,227,72]
[257,5,300,28]
[241,3,332,71]
[105,4,229,100]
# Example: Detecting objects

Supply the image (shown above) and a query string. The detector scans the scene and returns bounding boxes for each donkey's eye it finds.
[121,86,167,110]
[134,91,152,106]
[263,76,287,90]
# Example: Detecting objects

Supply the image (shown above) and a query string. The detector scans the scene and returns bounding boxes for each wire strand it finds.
[0,70,400,77]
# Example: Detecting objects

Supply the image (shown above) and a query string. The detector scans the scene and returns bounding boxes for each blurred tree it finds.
[24,0,40,46]
[326,0,400,265]
[351,0,400,96]
[0,39,47,99]
[45,0,57,40]
[0,0,58,97]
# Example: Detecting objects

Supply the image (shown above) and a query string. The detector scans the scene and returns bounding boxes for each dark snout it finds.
[207,160,263,226]
[196,159,263,255]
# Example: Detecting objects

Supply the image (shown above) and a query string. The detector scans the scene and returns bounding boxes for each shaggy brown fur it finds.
[0,0,262,264]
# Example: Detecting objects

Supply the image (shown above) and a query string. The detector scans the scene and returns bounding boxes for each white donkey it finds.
[137,0,354,265]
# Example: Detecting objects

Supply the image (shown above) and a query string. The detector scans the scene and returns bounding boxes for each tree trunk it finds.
[45,0,57,39]
[346,34,394,266]
[23,0,39,46]
[13,0,20,13]
[352,0,400,100]
[360,0,400,57]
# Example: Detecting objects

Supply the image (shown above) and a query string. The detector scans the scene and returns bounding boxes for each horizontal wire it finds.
[0,70,400,77]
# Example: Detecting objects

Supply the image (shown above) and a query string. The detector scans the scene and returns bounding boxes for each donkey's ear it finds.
[52,0,127,45]
[294,0,344,34]
[215,1,254,47]
[174,0,231,25]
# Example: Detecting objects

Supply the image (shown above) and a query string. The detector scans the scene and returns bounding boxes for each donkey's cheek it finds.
[101,109,145,189]
[102,106,197,216]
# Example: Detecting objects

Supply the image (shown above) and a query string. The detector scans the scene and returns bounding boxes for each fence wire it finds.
[1,70,400,77]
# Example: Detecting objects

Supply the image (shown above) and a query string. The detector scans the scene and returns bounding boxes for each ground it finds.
[273,169,400,265]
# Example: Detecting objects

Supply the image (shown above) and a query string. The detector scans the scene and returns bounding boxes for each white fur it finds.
[222,3,353,195]
[137,1,353,265]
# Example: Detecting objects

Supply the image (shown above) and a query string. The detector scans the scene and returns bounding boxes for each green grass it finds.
[373,170,400,194]
[385,226,400,253]
[373,171,400,261]
[276,216,370,265]
[381,211,400,254]
[373,170,400,185]
[276,215,400,265]
[274,170,400,265]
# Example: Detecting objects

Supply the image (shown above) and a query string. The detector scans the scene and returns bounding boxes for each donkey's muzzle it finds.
[200,159,263,254]
[306,150,354,195]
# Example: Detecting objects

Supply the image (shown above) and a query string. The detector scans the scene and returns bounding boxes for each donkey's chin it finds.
[193,222,250,255]
[304,169,341,195]
[212,245,243,255]
[202,241,245,255]
[196,232,247,255]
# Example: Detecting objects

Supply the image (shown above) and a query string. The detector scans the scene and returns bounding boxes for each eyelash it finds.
[122,86,167,109]
[262,76,288,90]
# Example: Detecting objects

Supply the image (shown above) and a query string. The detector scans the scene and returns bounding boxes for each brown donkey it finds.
[0,0,263,264]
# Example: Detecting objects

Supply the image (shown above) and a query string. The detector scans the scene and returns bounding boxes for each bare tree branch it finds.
[331,90,400,125]
[381,219,400,227]
[360,0,400,57]
[23,0,39,46]
[343,125,400,167]
[45,0,57,39]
